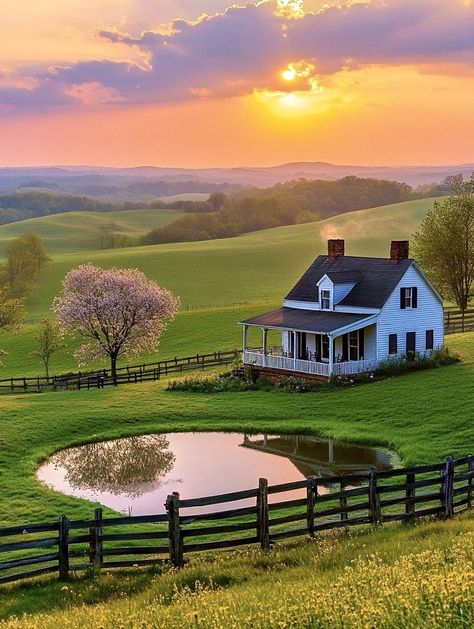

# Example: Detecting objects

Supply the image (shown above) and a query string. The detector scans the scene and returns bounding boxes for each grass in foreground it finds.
[1,514,473,627]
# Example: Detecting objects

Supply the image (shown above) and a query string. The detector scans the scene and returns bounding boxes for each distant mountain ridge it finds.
[0,161,472,201]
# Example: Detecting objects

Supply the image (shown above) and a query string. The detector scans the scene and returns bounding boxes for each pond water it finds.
[37,433,392,516]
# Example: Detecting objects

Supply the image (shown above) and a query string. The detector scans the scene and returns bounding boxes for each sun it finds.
[282,67,297,81]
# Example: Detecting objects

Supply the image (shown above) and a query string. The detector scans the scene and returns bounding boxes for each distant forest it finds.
[141,176,444,245]
[0,176,447,245]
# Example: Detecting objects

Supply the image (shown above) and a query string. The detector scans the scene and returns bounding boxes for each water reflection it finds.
[38,432,392,516]
[242,434,391,476]
[50,435,175,498]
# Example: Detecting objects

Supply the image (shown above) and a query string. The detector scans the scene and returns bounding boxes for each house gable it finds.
[377,264,444,358]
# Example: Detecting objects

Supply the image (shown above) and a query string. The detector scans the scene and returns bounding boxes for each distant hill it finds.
[0,162,472,201]
[0,209,183,255]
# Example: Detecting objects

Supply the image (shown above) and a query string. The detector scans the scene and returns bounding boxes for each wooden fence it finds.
[0,350,239,394]
[444,309,474,334]
[1,455,473,585]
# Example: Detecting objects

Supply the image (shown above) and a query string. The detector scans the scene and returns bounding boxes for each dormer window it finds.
[321,289,331,310]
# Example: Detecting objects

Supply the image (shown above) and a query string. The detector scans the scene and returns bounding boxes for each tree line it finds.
[141,177,426,245]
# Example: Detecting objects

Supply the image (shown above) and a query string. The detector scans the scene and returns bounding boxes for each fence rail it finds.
[1,454,472,586]
[444,309,474,334]
[0,350,239,394]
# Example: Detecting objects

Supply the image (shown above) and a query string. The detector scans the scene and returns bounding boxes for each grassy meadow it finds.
[0,197,437,377]
[0,209,183,255]
[2,193,472,627]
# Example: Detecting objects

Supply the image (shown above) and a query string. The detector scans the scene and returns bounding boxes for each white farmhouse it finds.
[241,240,444,380]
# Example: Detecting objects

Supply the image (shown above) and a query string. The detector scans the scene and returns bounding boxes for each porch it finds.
[240,307,379,379]
[243,349,378,378]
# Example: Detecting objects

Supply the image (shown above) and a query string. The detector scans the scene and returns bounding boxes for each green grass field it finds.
[2,193,470,627]
[0,197,437,377]
[0,209,183,255]
[0,332,472,625]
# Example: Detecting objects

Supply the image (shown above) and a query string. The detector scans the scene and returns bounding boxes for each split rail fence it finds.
[0,350,239,394]
[1,455,473,586]
[444,308,474,334]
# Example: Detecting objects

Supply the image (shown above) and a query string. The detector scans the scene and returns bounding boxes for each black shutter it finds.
[342,334,348,362]
[412,287,418,308]
[358,329,365,360]
[400,288,406,309]
[426,329,434,350]
[389,334,397,355]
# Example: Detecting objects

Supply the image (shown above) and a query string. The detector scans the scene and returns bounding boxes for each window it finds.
[321,289,331,310]
[426,329,434,351]
[389,334,398,355]
[400,287,418,309]
[349,331,359,361]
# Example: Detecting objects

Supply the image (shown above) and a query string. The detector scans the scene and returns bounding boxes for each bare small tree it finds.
[413,174,474,329]
[31,319,64,378]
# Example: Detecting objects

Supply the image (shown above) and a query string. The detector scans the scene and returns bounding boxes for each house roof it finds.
[241,307,375,334]
[285,255,414,308]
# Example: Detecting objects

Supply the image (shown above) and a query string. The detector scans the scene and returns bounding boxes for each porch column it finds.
[242,325,248,353]
[293,331,297,369]
[262,328,268,367]
[328,333,334,376]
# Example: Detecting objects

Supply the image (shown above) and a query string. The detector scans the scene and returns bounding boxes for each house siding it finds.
[377,265,444,359]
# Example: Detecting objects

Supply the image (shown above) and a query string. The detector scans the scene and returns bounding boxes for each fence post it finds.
[368,467,381,525]
[468,456,474,510]
[442,455,455,518]
[58,514,70,580]
[166,492,183,567]
[256,478,270,550]
[340,480,348,524]
[93,508,103,568]
[405,471,416,519]
[306,476,317,536]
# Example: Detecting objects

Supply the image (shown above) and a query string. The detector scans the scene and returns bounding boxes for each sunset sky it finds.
[1,0,474,168]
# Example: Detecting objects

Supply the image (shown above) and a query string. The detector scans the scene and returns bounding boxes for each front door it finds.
[406,332,416,360]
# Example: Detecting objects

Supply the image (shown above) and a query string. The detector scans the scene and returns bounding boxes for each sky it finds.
[0,0,474,168]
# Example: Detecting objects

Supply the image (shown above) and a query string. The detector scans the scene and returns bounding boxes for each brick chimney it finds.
[390,240,409,264]
[328,239,345,261]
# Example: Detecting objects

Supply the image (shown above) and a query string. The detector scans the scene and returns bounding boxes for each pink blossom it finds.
[53,264,180,376]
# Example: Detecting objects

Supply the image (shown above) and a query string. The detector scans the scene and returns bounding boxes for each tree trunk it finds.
[111,354,118,386]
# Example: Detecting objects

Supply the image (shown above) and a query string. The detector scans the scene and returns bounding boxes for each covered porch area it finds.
[241,308,378,379]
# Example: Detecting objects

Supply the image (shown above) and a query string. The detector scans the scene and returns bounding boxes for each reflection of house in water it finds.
[242,434,392,477]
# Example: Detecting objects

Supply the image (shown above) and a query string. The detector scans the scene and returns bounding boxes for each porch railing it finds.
[243,351,378,377]
[333,360,379,376]
[244,351,331,377]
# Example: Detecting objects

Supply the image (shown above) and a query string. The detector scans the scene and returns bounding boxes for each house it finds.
[240,239,444,380]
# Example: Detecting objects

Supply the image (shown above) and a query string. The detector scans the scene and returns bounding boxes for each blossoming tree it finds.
[53,264,180,382]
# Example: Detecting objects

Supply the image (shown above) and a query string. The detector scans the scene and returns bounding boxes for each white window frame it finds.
[404,287,413,309]
[320,289,331,310]
[349,331,359,361]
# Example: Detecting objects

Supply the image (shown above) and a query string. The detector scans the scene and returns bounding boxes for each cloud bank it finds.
[1,0,474,109]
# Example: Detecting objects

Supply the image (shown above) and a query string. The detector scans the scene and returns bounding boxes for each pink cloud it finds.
[1,0,473,109]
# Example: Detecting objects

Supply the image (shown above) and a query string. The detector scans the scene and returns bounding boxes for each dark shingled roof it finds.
[241,308,375,334]
[285,255,414,309]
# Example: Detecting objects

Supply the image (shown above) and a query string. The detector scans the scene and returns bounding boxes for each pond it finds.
[37,433,393,516]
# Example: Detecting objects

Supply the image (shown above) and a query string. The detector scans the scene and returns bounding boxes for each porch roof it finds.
[240,307,375,336]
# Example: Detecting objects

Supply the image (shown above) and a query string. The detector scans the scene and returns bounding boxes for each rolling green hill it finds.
[0,209,183,255]
[23,197,438,320]
[0,197,437,377]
